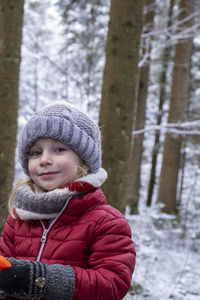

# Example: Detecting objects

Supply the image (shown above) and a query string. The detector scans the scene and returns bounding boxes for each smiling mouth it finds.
[39,171,60,177]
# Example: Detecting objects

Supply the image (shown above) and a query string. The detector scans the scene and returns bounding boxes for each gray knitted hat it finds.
[18,102,102,174]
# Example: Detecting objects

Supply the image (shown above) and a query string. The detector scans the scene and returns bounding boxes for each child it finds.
[0,102,136,300]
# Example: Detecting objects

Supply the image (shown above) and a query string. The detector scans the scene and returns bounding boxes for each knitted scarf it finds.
[15,168,107,221]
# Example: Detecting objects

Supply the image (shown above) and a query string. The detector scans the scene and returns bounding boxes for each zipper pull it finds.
[41,229,48,243]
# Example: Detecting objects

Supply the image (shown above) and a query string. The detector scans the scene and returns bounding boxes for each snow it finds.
[16,1,200,299]
[124,202,200,300]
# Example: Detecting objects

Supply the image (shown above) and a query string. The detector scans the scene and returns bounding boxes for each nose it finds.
[40,150,53,166]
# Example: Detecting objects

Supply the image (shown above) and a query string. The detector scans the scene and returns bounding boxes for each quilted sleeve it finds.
[73,212,136,300]
[0,214,15,257]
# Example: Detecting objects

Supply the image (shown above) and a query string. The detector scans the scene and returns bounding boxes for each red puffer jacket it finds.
[0,188,136,300]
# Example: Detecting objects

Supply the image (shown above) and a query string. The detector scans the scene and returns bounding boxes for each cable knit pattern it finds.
[18,101,102,174]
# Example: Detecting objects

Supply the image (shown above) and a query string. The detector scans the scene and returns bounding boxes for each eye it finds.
[29,150,42,157]
[55,147,67,153]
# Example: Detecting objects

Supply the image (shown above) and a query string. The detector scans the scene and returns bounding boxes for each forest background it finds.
[0,0,200,299]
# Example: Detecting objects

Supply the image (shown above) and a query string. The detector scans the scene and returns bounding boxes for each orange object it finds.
[0,255,11,271]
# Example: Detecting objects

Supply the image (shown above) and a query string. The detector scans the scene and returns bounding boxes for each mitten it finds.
[0,258,75,300]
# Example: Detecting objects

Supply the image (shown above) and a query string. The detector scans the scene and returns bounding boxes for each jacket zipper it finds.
[41,228,48,243]
[37,222,48,262]
[36,195,72,262]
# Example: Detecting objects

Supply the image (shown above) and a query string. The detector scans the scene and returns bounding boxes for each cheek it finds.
[61,154,80,172]
[64,160,78,173]
[28,160,35,175]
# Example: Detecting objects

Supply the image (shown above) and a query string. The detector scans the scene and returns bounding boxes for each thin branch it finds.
[132,120,200,136]
[142,11,198,39]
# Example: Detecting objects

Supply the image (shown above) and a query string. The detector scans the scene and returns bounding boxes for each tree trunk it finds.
[157,0,194,214]
[147,0,175,207]
[99,0,145,212]
[126,0,156,213]
[0,0,24,231]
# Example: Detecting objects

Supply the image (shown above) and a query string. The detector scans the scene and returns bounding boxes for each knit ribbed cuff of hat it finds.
[44,264,75,300]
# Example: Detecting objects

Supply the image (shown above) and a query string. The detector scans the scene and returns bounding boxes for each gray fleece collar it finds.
[15,185,76,220]
[15,168,107,221]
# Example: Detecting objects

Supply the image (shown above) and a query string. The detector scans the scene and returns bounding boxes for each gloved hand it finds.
[0,258,75,300]
[0,257,46,299]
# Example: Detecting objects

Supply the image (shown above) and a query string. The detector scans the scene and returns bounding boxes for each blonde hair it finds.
[9,178,33,218]
[9,160,89,218]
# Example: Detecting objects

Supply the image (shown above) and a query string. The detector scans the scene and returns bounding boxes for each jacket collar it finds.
[15,168,107,221]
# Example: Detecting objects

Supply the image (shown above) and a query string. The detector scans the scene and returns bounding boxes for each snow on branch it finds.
[132,120,200,136]
[138,12,198,67]
[141,12,198,39]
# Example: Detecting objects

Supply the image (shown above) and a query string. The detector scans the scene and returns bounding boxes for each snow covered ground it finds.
[18,3,200,299]
[125,92,200,299]
[124,205,200,300]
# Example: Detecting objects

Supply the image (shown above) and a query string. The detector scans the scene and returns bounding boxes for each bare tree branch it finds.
[132,120,200,136]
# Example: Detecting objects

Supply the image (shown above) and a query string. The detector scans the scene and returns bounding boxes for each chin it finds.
[41,185,58,191]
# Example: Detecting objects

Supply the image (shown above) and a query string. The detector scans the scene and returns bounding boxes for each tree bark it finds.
[147,0,175,207]
[99,0,145,212]
[0,0,24,231]
[157,0,194,214]
[126,0,156,213]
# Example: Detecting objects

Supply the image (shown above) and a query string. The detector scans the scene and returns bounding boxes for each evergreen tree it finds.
[57,0,109,116]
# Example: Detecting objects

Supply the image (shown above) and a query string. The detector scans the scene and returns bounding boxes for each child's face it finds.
[28,138,81,191]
